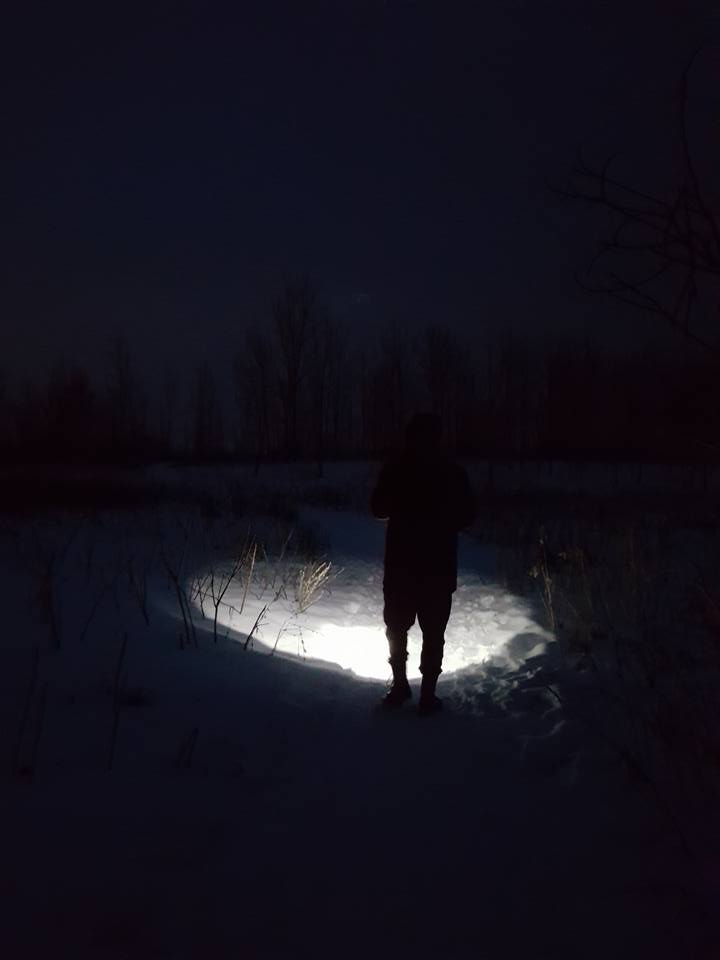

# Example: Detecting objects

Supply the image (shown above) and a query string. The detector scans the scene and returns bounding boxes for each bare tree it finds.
[307,311,343,476]
[103,336,150,455]
[374,324,414,452]
[357,347,374,454]
[29,362,98,460]
[328,340,354,456]
[160,365,179,454]
[233,328,275,474]
[273,278,319,458]
[557,52,720,355]
[105,337,135,449]
[0,367,9,460]
[416,322,464,449]
[455,363,483,457]
[191,362,223,458]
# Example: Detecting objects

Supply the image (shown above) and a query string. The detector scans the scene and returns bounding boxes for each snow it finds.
[201,505,552,681]
[0,466,717,958]
[143,456,719,501]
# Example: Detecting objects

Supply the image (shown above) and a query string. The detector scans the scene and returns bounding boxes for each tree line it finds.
[2,278,719,470]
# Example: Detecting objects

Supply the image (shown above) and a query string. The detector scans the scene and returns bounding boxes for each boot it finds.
[381,658,412,708]
[418,673,442,717]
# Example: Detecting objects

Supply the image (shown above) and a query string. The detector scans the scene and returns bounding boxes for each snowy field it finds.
[143,456,720,498]
[0,461,718,958]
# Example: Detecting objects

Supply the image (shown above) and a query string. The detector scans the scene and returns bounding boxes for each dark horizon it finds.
[3,0,717,385]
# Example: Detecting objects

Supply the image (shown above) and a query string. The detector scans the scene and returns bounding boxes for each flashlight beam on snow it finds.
[190,560,552,682]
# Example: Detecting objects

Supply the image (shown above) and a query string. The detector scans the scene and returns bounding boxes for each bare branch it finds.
[560,53,720,356]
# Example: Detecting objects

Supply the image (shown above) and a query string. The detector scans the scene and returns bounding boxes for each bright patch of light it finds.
[194,560,552,682]
[185,506,553,681]
[302,623,390,680]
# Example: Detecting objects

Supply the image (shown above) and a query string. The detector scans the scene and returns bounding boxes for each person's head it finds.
[404,411,442,457]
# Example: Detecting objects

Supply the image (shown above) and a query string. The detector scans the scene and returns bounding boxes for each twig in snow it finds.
[271,614,294,655]
[176,726,199,770]
[11,646,39,777]
[79,581,111,644]
[239,540,257,616]
[207,536,257,644]
[160,546,198,649]
[108,633,128,772]
[126,551,152,626]
[28,682,47,782]
[244,604,268,651]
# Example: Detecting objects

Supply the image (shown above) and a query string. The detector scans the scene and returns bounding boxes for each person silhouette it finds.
[370,412,476,716]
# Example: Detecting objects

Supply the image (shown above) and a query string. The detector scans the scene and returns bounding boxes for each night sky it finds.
[2,0,715,386]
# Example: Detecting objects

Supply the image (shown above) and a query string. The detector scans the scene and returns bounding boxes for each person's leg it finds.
[417,588,453,713]
[382,579,416,705]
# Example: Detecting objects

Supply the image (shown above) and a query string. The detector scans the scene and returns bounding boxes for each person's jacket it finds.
[370,452,476,592]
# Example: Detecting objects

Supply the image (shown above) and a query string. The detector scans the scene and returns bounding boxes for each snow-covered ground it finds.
[193,506,551,682]
[0,469,717,958]
[143,456,720,499]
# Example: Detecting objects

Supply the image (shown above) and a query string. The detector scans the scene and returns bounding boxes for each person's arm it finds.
[370,461,397,519]
[453,465,476,531]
